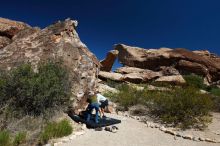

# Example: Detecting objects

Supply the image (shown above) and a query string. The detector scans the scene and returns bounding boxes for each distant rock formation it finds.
[114,44,220,83]
[0,17,100,112]
[100,44,220,85]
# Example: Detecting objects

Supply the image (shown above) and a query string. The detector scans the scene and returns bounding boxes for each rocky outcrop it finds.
[99,71,123,81]
[155,75,186,84]
[97,83,119,93]
[99,69,161,83]
[100,50,119,71]
[116,66,151,74]
[159,66,180,76]
[0,17,30,38]
[0,18,100,112]
[115,44,220,83]
[0,36,11,48]
[115,44,174,70]
[177,60,208,76]
[0,18,30,49]
[115,67,162,83]
[123,73,147,83]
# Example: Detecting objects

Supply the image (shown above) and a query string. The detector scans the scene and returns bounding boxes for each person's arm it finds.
[101,108,105,116]
[99,108,103,118]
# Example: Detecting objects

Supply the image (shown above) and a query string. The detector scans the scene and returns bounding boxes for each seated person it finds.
[85,91,99,123]
[97,92,109,118]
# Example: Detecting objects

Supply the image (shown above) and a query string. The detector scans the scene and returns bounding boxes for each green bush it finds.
[149,87,213,129]
[0,131,10,146]
[40,119,73,143]
[13,132,26,146]
[108,84,147,110]
[209,87,220,111]
[109,84,213,129]
[2,62,71,115]
[0,72,9,108]
[183,74,206,89]
[106,79,120,88]
[210,87,220,97]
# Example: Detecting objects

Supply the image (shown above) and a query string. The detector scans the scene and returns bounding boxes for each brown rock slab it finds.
[100,50,119,72]
[115,44,220,82]
[0,17,30,38]
[155,75,186,84]
[99,71,123,81]
[177,60,208,76]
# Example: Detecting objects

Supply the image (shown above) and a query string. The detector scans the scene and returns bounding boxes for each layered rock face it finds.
[0,18,100,112]
[0,18,30,48]
[100,44,220,84]
[114,44,220,83]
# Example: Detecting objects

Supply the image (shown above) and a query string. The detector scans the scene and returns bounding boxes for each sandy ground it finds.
[62,113,220,146]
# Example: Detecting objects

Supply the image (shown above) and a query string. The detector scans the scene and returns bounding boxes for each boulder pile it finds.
[99,44,220,85]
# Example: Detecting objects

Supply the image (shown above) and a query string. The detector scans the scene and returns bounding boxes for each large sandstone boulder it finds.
[177,60,208,76]
[0,17,30,38]
[0,18,100,112]
[99,71,123,81]
[100,50,118,71]
[115,66,150,74]
[115,67,162,83]
[115,44,220,83]
[159,66,180,76]
[155,75,186,84]
[99,67,161,83]
[123,73,146,83]
[0,18,30,49]
[97,83,118,93]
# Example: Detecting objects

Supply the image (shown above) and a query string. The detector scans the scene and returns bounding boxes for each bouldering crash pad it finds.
[68,113,121,128]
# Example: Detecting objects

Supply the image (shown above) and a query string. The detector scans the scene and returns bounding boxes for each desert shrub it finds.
[108,84,147,110]
[0,131,10,146]
[147,87,213,129]
[109,83,213,129]
[0,72,9,108]
[150,81,173,88]
[6,62,71,115]
[209,87,220,111]
[13,132,26,146]
[183,74,206,89]
[210,87,220,97]
[40,119,73,143]
[106,79,120,88]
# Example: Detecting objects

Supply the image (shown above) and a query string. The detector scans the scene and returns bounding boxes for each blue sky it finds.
[1,0,220,69]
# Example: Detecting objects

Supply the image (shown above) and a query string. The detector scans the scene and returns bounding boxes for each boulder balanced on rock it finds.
[113,44,220,83]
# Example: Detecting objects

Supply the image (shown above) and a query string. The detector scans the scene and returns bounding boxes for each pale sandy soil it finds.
[62,113,220,146]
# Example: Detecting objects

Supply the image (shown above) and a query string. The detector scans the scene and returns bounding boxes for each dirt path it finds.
[61,113,219,146]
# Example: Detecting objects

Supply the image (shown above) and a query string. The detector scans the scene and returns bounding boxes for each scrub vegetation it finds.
[0,62,73,145]
[105,74,219,129]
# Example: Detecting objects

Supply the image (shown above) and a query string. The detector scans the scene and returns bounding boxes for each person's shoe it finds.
[105,126,111,132]
[95,127,103,131]
[112,126,119,130]
[111,126,118,133]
